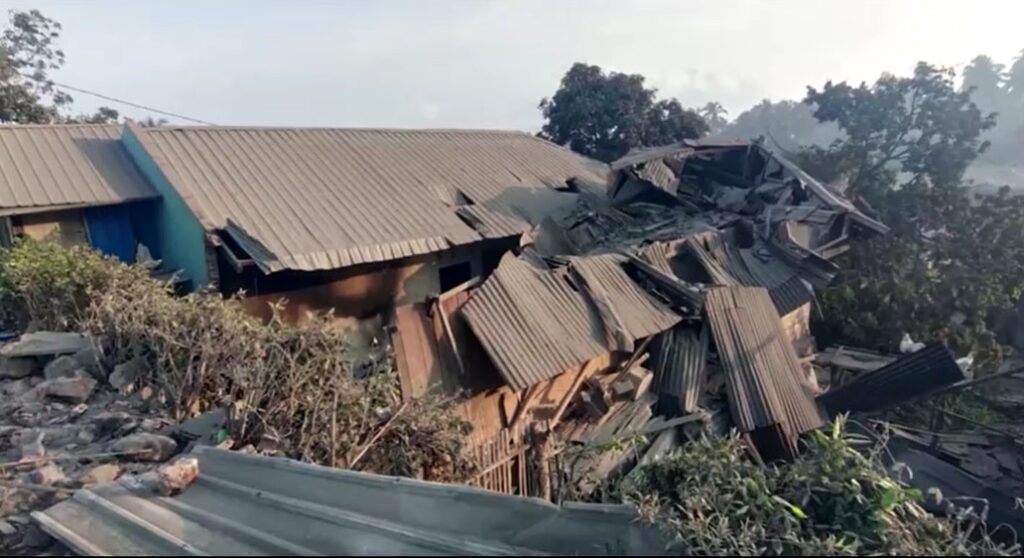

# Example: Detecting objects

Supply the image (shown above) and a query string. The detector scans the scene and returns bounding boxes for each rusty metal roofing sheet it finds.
[461,254,608,390]
[568,253,681,347]
[456,205,530,240]
[34,446,660,556]
[133,126,607,272]
[817,344,965,415]
[0,125,157,216]
[650,323,709,414]
[704,287,823,445]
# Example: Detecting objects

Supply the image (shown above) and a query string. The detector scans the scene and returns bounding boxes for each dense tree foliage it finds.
[539,63,708,162]
[961,51,1024,166]
[0,9,117,124]
[712,99,842,154]
[805,63,1024,367]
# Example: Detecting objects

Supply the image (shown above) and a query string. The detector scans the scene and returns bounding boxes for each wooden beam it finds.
[549,364,589,429]
[434,299,466,377]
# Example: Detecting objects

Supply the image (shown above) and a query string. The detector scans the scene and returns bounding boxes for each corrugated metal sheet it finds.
[462,252,681,390]
[34,446,660,556]
[456,205,530,240]
[650,323,709,414]
[704,287,823,455]
[817,344,965,415]
[461,254,607,390]
[568,253,681,347]
[0,125,157,216]
[769,276,814,317]
[133,126,607,272]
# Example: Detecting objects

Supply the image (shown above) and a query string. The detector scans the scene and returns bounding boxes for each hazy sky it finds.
[8,0,1024,130]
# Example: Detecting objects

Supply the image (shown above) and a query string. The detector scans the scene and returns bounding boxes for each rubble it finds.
[0,356,35,379]
[78,464,121,486]
[42,356,81,380]
[111,433,178,462]
[33,374,97,403]
[0,332,89,359]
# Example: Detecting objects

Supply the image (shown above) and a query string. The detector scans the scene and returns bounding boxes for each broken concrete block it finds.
[108,357,147,390]
[155,457,199,496]
[43,356,80,380]
[0,332,88,358]
[79,463,121,486]
[1,377,35,397]
[31,463,65,485]
[0,356,36,379]
[18,524,52,549]
[0,520,15,536]
[37,375,97,403]
[112,433,178,462]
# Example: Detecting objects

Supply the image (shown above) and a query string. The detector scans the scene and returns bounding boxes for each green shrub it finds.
[622,420,1016,556]
[0,237,126,331]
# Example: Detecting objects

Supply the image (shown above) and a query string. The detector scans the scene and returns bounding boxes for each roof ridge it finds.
[0,123,120,130]
[142,125,539,135]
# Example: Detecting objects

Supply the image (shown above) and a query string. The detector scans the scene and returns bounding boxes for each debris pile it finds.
[392,139,980,503]
[0,333,184,554]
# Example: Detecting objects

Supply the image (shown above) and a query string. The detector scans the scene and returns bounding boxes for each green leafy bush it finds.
[622,420,1015,556]
[0,237,126,331]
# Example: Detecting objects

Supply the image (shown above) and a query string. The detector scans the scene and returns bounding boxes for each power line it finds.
[20,74,215,125]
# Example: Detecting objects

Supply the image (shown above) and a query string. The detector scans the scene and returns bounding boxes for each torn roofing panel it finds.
[462,252,681,390]
[461,253,608,390]
[769,276,815,317]
[650,323,709,414]
[568,253,682,346]
[0,125,157,215]
[35,447,660,556]
[817,344,965,415]
[704,287,823,447]
[456,205,530,240]
[132,126,608,272]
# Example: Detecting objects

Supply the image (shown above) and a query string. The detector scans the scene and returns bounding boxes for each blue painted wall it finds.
[120,126,209,288]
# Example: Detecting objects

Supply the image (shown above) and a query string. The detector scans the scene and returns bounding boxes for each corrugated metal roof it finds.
[461,254,608,390]
[568,253,681,347]
[34,446,660,556]
[650,323,709,414]
[456,205,530,240]
[704,287,823,451]
[0,125,157,216]
[132,126,608,272]
[461,252,679,390]
[817,344,965,415]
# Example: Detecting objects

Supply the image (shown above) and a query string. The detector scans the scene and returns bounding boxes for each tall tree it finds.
[0,9,117,124]
[699,101,728,134]
[804,63,1023,367]
[539,63,708,162]
[805,63,994,202]
[713,99,842,154]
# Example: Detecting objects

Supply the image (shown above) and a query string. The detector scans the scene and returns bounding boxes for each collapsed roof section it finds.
[461,252,681,390]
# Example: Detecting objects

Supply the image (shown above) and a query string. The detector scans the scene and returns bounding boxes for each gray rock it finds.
[108,357,147,390]
[37,375,97,403]
[72,345,104,380]
[79,463,121,486]
[112,433,178,462]
[19,431,45,460]
[0,520,15,536]
[31,462,65,485]
[0,356,36,379]
[0,332,88,358]
[91,411,137,439]
[1,377,35,397]
[43,356,80,380]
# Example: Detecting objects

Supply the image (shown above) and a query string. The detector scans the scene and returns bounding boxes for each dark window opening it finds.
[439,261,473,292]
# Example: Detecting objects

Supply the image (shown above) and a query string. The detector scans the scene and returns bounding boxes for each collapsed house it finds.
[391,139,974,496]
